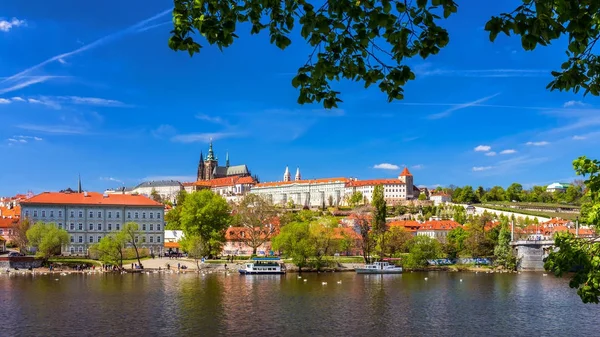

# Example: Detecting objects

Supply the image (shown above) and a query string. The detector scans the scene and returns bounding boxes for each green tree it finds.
[452,206,467,225]
[565,184,583,204]
[485,186,506,202]
[11,217,32,254]
[452,187,463,203]
[506,183,524,202]
[150,188,163,203]
[418,192,427,201]
[404,235,442,268]
[180,234,205,269]
[180,190,231,257]
[475,186,486,203]
[170,1,600,107]
[232,194,278,255]
[91,233,127,269]
[309,218,338,270]
[465,215,494,257]
[459,186,478,204]
[494,218,517,270]
[371,184,387,258]
[165,190,188,230]
[26,222,69,260]
[121,222,144,267]
[272,221,313,272]
[447,226,469,258]
[382,226,411,257]
[348,191,364,208]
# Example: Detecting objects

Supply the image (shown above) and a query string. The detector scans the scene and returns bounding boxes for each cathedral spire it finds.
[284,166,291,182]
[206,138,215,161]
[295,167,301,181]
[78,174,82,193]
[226,151,230,167]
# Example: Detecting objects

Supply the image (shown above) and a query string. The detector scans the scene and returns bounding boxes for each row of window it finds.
[60,223,162,232]
[70,235,162,244]
[26,210,162,220]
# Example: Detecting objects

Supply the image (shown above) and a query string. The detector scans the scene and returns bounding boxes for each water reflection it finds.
[0,271,599,336]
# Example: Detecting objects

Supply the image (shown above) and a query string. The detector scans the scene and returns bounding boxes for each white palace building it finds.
[250,166,418,207]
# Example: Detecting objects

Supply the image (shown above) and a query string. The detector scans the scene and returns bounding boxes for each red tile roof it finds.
[388,220,421,231]
[419,220,461,231]
[346,179,406,187]
[21,192,163,207]
[164,242,180,249]
[254,177,350,188]
[399,167,412,176]
[0,205,20,218]
[188,176,257,188]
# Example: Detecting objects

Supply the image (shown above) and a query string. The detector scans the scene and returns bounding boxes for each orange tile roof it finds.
[346,179,406,187]
[399,167,412,176]
[388,220,421,231]
[237,176,257,184]
[419,220,461,231]
[164,242,180,249]
[254,177,350,188]
[21,192,163,207]
[332,227,361,240]
[0,205,20,218]
[181,182,195,187]
[188,176,257,188]
[0,217,19,228]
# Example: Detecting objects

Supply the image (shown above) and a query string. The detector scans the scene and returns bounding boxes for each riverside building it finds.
[20,190,165,256]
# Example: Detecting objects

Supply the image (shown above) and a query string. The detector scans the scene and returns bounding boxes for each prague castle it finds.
[196,141,251,181]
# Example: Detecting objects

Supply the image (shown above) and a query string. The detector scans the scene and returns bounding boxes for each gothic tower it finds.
[295,167,301,181]
[283,166,291,182]
[197,151,204,181]
[204,140,218,180]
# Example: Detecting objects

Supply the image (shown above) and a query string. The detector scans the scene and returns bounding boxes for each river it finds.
[1,271,598,336]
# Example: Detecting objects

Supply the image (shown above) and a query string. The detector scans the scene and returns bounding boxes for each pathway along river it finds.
[1,271,598,336]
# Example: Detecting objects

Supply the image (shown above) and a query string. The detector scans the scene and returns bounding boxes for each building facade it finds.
[251,167,348,208]
[20,191,165,256]
[430,192,452,205]
[344,167,416,205]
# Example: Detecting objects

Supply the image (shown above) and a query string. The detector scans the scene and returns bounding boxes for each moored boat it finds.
[355,261,403,274]
[239,257,286,275]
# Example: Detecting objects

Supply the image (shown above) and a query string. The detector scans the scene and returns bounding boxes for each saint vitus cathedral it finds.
[196,141,252,181]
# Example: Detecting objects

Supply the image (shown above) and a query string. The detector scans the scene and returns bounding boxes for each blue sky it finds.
[1,1,598,196]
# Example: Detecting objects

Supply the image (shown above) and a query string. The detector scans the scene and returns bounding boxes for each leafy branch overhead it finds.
[169,0,457,108]
[169,0,600,108]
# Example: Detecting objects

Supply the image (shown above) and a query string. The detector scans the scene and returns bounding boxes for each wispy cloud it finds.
[57,58,67,65]
[152,124,177,138]
[62,96,129,107]
[15,135,43,141]
[171,132,237,143]
[0,76,59,95]
[572,135,586,140]
[411,164,424,170]
[485,151,497,156]
[100,177,124,184]
[563,100,589,108]
[142,175,196,182]
[428,93,501,119]
[373,163,400,170]
[474,145,491,152]
[500,149,517,154]
[473,166,493,172]
[413,64,548,78]
[196,114,228,125]
[0,98,10,104]
[0,18,26,32]
[10,97,25,102]
[27,97,61,109]
[526,141,549,146]
[0,8,171,93]
[15,124,88,135]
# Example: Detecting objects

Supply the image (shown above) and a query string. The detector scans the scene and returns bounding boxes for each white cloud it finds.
[0,18,26,32]
[472,166,493,172]
[474,145,491,152]
[411,164,424,170]
[563,100,589,108]
[429,93,501,119]
[485,151,497,156]
[27,97,61,109]
[7,138,18,143]
[500,149,517,154]
[58,58,67,64]
[373,163,400,170]
[414,64,548,78]
[0,76,56,95]
[62,96,128,107]
[10,97,25,102]
[171,132,236,143]
[526,141,550,146]
[0,98,10,104]
[15,135,43,141]
[572,135,586,140]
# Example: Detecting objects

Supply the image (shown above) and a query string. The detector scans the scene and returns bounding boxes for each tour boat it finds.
[355,261,403,274]
[239,257,286,275]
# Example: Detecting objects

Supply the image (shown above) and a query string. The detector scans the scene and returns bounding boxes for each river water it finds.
[1,271,598,336]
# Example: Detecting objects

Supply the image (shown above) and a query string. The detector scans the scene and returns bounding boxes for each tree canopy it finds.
[26,222,69,260]
[170,0,600,108]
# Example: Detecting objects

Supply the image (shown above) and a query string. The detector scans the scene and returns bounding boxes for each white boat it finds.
[355,261,403,274]
[239,257,286,275]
